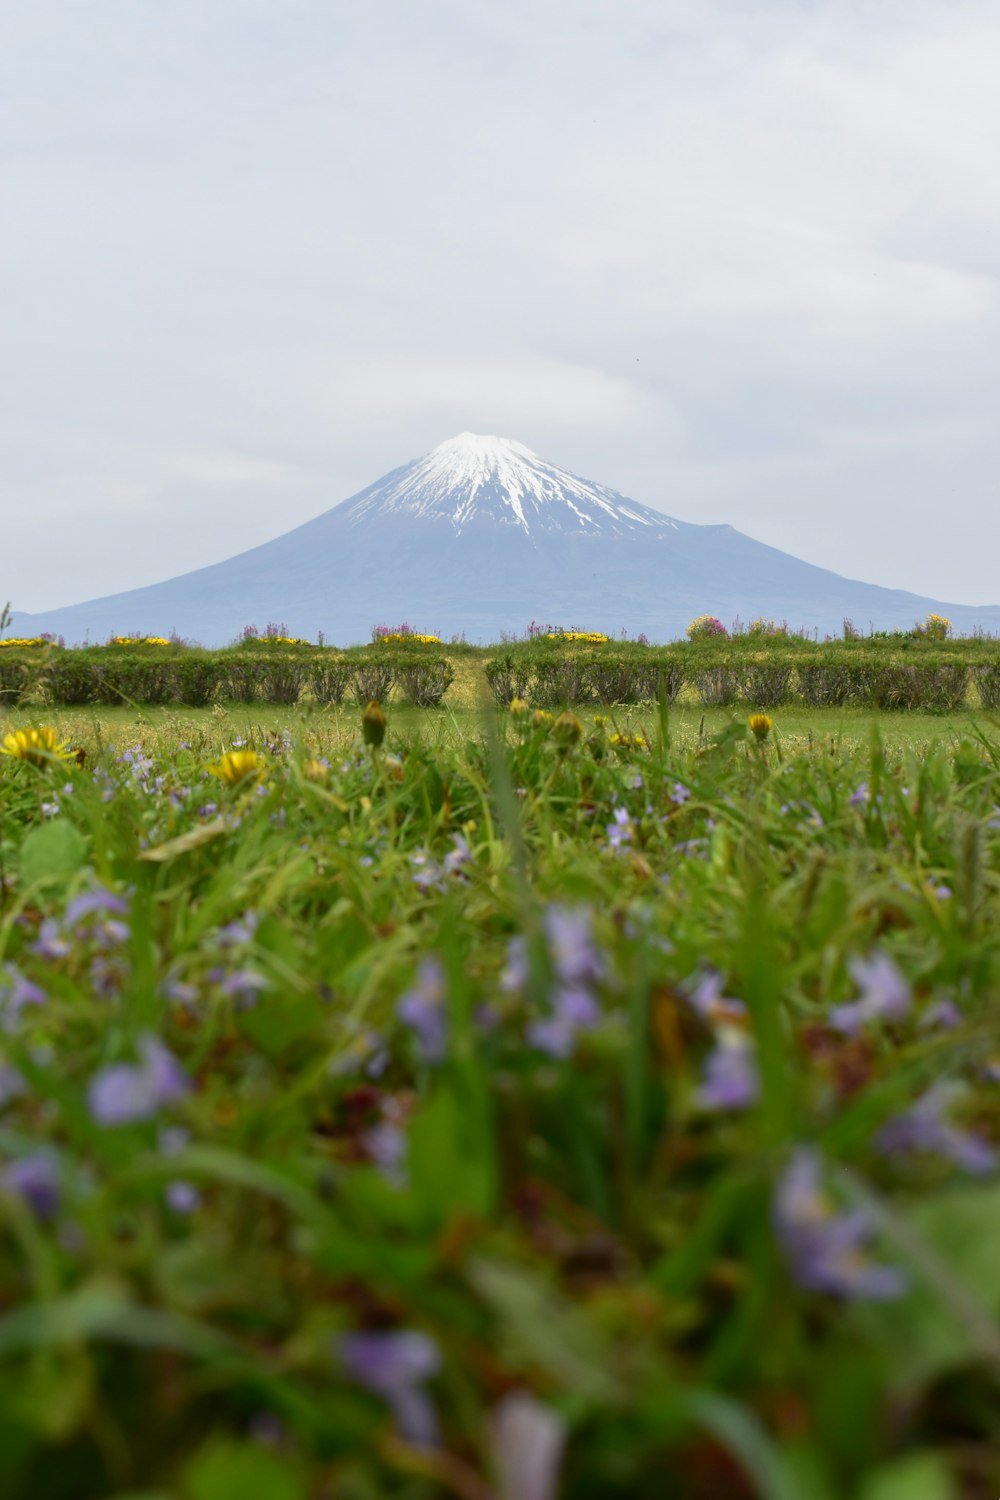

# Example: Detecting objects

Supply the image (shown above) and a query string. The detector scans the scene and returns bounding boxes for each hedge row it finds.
[485,649,1000,711]
[0,651,454,708]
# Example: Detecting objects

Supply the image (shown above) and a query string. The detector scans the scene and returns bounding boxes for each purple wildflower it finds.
[218,969,269,1006]
[30,920,70,961]
[166,1180,201,1213]
[363,1120,408,1184]
[340,1329,441,1447]
[544,907,602,986]
[442,834,472,877]
[684,970,746,1024]
[2,1151,59,1219]
[216,913,258,948]
[920,998,962,1032]
[848,783,869,807]
[500,936,529,993]
[672,782,691,804]
[88,1035,190,1126]
[606,806,633,852]
[774,1150,905,1300]
[0,966,45,1029]
[696,1036,759,1112]
[527,986,600,1059]
[876,1084,997,1176]
[829,953,911,1035]
[397,958,448,1064]
[64,888,129,928]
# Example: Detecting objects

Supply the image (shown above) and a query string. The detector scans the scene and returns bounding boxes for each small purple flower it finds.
[848,783,869,807]
[672,782,691,804]
[2,1151,59,1219]
[606,806,633,853]
[0,965,45,1029]
[829,953,911,1035]
[500,936,529,993]
[30,920,71,961]
[696,1036,759,1112]
[774,1150,905,1300]
[64,888,129,927]
[397,959,448,1064]
[340,1329,441,1447]
[216,913,258,948]
[544,907,602,987]
[166,1180,201,1213]
[443,834,471,877]
[363,1120,408,1184]
[88,1035,190,1125]
[527,986,601,1059]
[684,970,746,1024]
[218,969,269,1006]
[876,1084,997,1176]
[920,999,962,1032]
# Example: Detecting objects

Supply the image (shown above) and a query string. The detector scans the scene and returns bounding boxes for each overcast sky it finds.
[4,0,1000,613]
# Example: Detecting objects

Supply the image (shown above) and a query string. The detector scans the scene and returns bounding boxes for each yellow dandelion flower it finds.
[0,726,74,767]
[509,697,530,718]
[532,709,553,730]
[749,713,772,742]
[302,758,328,781]
[208,749,265,786]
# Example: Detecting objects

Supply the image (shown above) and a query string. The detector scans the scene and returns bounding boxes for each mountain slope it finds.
[14,433,1000,644]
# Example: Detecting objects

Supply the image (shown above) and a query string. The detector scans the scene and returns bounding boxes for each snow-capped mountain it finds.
[14,433,1000,644]
[344,433,679,539]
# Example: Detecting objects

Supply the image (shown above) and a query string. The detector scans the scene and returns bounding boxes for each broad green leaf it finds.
[857,1452,956,1500]
[183,1441,305,1500]
[19,820,88,887]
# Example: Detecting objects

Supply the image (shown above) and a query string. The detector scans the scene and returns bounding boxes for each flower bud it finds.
[509,697,530,718]
[552,711,583,751]
[362,700,387,748]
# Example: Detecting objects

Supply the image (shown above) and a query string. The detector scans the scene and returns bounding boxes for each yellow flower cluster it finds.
[109,636,172,646]
[380,633,440,644]
[0,637,48,649]
[546,632,609,644]
[610,732,646,751]
[1,727,73,766]
[919,613,951,640]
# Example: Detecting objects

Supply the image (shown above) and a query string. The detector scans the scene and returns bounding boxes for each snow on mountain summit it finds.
[343,432,679,539]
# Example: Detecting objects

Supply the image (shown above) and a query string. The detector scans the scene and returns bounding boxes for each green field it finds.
[1,702,999,1498]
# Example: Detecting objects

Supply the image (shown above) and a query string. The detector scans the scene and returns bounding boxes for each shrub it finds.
[797,663,858,707]
[739,660,794,708]
[171,656,226,707]
[308,659,352,705]
[694,665,740,706]
[687,615,728,640]
[351,659,396,705]
[973,663,1000,710]
[485,654,533,706]
[398,658,455,707]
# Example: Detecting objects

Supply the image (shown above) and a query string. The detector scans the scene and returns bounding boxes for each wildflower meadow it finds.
[1,651,1000,1496]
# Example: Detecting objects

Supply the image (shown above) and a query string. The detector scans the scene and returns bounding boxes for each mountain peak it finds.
[345,433,678,539]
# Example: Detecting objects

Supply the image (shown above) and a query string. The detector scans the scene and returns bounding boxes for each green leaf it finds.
[857,1452,956,1500]
[183,1441,305,1500]
[19,820,88,887]
[407,1079,496,1224]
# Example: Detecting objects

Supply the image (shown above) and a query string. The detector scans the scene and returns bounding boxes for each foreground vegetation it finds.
[1,704,999,1498]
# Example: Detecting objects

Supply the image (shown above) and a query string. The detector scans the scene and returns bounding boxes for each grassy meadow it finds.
[1,693,999,1498]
